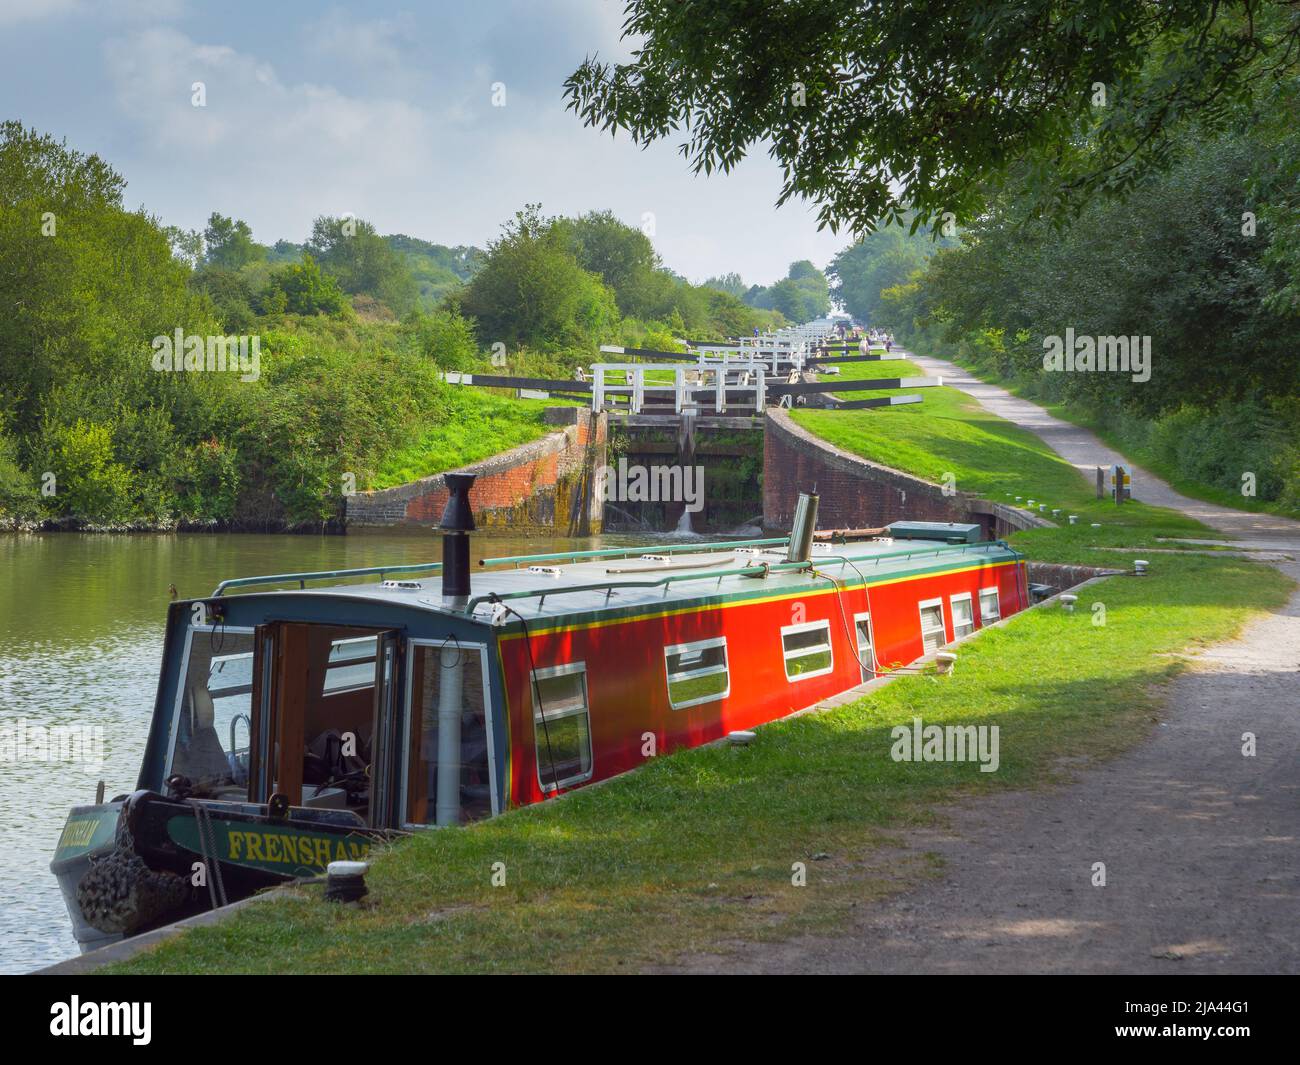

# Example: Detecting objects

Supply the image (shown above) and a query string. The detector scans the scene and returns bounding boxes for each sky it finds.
[0,0,849,285]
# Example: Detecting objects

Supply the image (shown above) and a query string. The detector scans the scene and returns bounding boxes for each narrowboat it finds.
[51,476,1028,949]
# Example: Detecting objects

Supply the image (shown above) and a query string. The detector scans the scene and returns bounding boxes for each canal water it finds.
[0,527,670,973]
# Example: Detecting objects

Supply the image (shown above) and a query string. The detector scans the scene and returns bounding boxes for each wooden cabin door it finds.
[247,620,307,805]
[247,621,403,821]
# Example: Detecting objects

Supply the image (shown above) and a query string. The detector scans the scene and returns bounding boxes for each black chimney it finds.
[440,473,476,601]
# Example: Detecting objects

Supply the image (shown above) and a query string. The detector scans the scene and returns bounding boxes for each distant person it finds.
[885,334,892,353]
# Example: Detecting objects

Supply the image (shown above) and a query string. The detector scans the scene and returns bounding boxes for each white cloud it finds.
[77,9,844,281]
[103,27,441,235]
[0,0,185,27]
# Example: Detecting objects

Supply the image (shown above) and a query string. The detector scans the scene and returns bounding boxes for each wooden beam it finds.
[768,376,940,396]
[829,395,925,410]
[597,345,694,360]
[442,372,593,392]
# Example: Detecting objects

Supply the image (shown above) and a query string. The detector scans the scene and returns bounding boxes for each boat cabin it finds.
[141,499,1027,832]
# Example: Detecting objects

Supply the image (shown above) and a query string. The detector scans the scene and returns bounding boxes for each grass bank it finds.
[107,544,1287,974]
[791,374,1216,553]
[369,391,574,490]
[912,348,1300,521]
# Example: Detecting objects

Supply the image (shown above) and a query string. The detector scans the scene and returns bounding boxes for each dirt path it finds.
[659,351,1300,974]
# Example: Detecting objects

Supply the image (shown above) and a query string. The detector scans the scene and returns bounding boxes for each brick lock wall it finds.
[763,408,977,531]
[347,409,606,533]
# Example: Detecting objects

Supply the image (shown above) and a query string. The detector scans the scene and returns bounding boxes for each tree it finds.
[0,122,213,439]
[912,130,1299,415]
[203,213,266,270]
[266,254,350,317]
[702,272,746,298]
[552,210,658,310]
[459,204,619,351]
[829,223,954,323]
[565,2,1300,234]
[744,261,829,323]
[307,216,419,315]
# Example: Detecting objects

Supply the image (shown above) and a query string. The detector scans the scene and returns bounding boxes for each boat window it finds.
[919,599,947,653]
[324,635,379,694]
[406,641,493,825]
[531,664,593,792]
[852,612,873,674]
[979,587,1001,624]
[664,637,730,709]
[168,628,257,801]
[781,620,834,681]
[950,594,975,639]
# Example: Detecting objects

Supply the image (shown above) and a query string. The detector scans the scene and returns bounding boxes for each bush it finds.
[0,431,38,521]
[36,418,135,526]
[265,254,351,317]
[405,308,478,369]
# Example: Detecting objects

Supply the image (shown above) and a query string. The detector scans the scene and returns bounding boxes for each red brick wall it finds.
[347,410,606,533]
[763,409,977,531]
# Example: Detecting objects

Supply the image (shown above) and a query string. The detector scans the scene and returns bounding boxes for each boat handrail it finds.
[212,560,444,597]
[817,538,1017,567]
[478,536,790,568]
[211,539,1018,599]
[468,560,816,614]
[467,539,1018,616]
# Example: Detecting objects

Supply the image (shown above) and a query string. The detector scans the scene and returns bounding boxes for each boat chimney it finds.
[786,488,820,563]
[440,473,476,606]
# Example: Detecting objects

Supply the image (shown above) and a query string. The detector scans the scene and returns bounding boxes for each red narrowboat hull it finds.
[500,557,1027,807]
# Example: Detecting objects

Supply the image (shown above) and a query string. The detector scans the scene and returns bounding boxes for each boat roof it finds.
[211,535,1021,631]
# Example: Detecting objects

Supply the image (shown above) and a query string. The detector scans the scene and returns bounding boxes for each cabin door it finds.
[247,621,404,827]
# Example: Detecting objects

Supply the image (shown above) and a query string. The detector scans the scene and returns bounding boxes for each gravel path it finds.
[660,351,1300,974]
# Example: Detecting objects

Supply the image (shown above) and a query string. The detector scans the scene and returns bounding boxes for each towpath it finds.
[659,349,1300,974]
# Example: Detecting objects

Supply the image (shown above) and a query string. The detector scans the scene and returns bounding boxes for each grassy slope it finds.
[928,351,1300,521]
[792,374,1214,551]
[106,367,1292,974]
[369,391,578,490]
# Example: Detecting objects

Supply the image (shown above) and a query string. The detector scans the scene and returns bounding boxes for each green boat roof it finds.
[212,536,1021,630]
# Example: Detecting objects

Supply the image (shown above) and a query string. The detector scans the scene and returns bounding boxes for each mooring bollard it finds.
[325,860,370,903]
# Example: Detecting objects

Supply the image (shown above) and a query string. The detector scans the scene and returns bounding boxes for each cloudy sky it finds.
[0,0,848,285]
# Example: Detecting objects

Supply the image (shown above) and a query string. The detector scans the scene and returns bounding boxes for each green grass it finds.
[105,549,1288,974]
[931,352,1300,521]
[792,378,1215,551]
[369,391,576,490]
